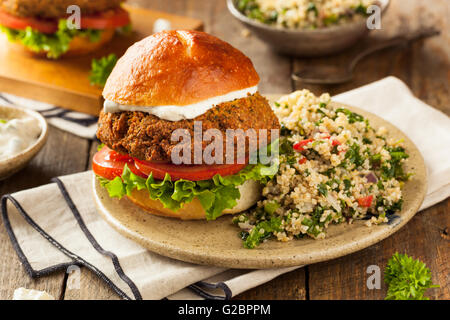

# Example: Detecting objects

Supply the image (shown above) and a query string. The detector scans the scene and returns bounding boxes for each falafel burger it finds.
[94,30,280,220]
[0,0,131,58]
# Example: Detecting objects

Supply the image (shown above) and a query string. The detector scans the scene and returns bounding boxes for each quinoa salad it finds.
[233,90,412,248]
[236,0,375,29]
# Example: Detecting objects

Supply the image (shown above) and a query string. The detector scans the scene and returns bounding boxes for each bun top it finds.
[103,30,260,107]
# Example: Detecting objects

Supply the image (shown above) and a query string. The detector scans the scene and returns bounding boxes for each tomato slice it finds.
[93,146,145,180]
[93,146,248,182]
[134,159,248,181]
[81,7,130,30]
[0,9,57,33]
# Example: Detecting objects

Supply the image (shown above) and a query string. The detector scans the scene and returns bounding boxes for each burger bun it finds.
[127,180,262,220]
[103,30,260,107]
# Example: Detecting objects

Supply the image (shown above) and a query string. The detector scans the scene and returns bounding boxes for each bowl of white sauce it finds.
[0,105,48,180]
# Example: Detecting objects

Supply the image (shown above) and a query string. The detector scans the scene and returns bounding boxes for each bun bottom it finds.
[7,28,115,58]
[127,180,263,220]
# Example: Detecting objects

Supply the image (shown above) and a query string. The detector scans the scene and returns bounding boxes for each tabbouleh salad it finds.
[234,90,412,249]
[236,0,375,29]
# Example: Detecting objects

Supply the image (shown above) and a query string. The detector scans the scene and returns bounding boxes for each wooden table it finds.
[0,0,448,300]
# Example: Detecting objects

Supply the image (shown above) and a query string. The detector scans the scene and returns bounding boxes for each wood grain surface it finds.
[0,0,448,300]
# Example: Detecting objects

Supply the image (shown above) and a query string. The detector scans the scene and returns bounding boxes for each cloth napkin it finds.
[1,76,449,300]
[0,92,98,140]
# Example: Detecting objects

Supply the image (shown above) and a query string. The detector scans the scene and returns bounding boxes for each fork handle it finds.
[349,28,441,71]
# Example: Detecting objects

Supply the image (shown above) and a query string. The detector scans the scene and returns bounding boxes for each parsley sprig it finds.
[384,253,439,300]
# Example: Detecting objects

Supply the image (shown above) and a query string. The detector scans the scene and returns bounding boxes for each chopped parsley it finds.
[381,146,410,180]
[335,108,364,124]
[345,143,365,167]
[318,183,328,196]
[307,3,319,16]
[244,217,282,249]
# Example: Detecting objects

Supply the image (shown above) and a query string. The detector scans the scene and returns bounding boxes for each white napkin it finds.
[0,93,97,140]
[1,77,449,300]
[2,172,299,300]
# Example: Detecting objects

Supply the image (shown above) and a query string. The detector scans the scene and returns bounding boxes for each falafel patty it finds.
[97,92,280,164]
[0,0,123,18]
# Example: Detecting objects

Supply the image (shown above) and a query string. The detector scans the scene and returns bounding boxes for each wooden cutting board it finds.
[0,5,203,116]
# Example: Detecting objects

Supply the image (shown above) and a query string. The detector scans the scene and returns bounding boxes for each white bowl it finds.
[227,0,390,57]
[0,105,48,180]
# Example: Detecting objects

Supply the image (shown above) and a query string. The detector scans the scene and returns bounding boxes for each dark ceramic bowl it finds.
[227,0,390,57]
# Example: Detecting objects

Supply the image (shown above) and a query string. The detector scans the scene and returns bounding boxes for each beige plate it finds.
[93,97,427,269]
[0,105,48,180]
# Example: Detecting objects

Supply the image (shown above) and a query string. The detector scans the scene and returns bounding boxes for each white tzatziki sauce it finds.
[103,86,259,121]
[0,117,41,161]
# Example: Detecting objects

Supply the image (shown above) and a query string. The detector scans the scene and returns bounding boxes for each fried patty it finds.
[97,93,281,164]
[0,0,123,18]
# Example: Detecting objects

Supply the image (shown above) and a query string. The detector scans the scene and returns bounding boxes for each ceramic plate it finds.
[93,97,427,269]
[0,105,48,180]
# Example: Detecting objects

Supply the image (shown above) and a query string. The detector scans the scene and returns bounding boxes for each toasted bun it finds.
[103,30,260,107]
[8,29,115,58]
[127,180,262,220]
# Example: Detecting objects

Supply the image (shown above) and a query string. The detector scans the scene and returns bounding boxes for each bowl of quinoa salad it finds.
[227,0,390,56]
[93,90,426,269]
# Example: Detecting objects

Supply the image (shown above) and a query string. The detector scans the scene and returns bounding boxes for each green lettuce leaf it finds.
[98,159,278,221]
[89,53,118,87]
[0,19,102,59]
